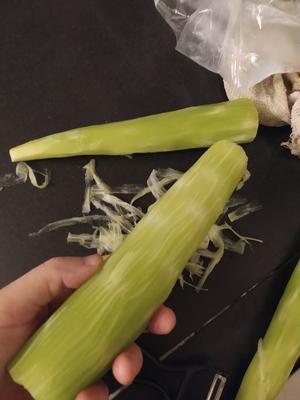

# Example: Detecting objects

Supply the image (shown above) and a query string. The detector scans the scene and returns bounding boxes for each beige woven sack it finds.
[224,73,300,156]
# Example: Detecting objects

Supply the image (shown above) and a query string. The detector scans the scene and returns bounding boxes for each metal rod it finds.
[206,374,227,400]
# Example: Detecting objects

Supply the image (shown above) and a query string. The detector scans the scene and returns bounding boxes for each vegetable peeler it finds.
[110,349,227,400]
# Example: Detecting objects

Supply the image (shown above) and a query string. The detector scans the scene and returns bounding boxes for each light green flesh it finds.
[236,259,300,400]
[9,99,258,161]
[9,141,247,400]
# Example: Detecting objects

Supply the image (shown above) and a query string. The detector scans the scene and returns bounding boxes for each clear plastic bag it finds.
[155,0,300,91]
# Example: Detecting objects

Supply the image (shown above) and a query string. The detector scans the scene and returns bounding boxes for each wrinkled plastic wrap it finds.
[155,0,300,91]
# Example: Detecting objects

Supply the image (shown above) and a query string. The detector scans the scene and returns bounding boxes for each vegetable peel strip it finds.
[31,159,261,289]
[0,162,50,190]
[16,162,51,189]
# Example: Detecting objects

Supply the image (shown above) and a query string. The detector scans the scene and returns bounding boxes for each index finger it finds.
[147,305,176,335]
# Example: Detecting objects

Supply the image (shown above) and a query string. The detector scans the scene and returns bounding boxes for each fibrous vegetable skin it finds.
[225,73,300,157]
[9,141,247,400]
[31,163,260,289]
[236,259,300,400]
[0,162,50,190]
[9,99,258,161]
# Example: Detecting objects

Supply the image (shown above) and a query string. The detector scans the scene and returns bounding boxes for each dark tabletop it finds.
[0,1,300,399]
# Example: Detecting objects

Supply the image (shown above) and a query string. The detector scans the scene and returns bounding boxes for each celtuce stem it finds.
[236,259,300,400]
[9,141,247,400]
[9,99,258,161]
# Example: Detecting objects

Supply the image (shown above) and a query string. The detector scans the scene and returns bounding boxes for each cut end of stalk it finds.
[10,143,37,162]
[9,147,18,162]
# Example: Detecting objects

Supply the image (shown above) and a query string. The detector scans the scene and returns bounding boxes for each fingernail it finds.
[84,254,102,267]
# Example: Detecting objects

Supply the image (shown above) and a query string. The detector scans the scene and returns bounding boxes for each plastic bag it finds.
[155,0,300,91]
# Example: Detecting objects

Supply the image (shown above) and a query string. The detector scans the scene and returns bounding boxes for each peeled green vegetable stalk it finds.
[9,99,258,161]
[9,141,247,400]
[236,259,300,400]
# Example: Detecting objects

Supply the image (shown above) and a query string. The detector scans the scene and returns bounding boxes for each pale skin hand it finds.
[0,254,176,400]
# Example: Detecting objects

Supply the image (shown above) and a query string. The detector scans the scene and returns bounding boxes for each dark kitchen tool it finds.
[111,349,227,400]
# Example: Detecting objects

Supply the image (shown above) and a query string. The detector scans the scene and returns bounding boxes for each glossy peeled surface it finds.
[0,1,299,399]
[9,99,258,161]
[9,142,247,400]
[236,260,300,400]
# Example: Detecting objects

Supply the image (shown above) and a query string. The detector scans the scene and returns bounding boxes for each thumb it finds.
[0,254,103,323]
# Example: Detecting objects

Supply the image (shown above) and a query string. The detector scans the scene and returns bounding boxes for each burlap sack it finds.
[224,73,300,156]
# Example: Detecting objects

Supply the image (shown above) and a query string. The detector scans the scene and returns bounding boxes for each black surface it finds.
[0,1,299,399]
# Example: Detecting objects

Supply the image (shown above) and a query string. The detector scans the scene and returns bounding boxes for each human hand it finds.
[0,254,176,400]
